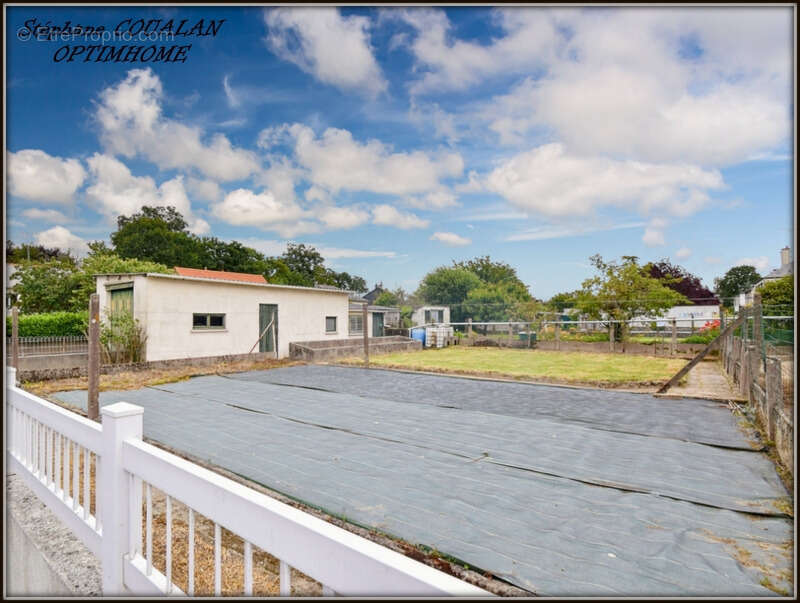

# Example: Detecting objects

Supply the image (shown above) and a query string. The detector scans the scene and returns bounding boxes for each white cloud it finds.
[734,256,771,273]
[675,247,692,260]
[408,100,460,145]
[318,205,370,230]
[264,8,387,96]
[315,246,397,259]
[372,204,430,229]
[505,221,645,242]
[85,153,208,234]
[486,143,724,218]
[430,231,471,246]
[33,226,88,256]
[7,150,86,204]
[642,227,666,247]
[288,123,463,196]
[222,75,240,109]
[21,208,70,223]
[403,191,459,210]
[211,188,318,237]
[96,68,259,181]
[186,177,222,202]
[396,8,560,96]
[476,8,791,165]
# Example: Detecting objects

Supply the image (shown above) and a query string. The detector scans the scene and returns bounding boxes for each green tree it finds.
[759,275,794,311]
[576,254,688,341]
[547,291,580,312]
[13,259,80,313]
[111,206,202,268]
[6,241,75,264]
[416,267,481,323]
[69,248,172,312]
[280,243,325,287]
[453,256,520,286]
[375,290,400,307]
[714,265,762,308]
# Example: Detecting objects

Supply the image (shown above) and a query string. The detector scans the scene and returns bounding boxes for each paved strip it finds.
[53,375,791,596]
[230,365,753,449]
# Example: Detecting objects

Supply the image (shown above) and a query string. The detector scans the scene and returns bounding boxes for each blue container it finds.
[411,327,426,346]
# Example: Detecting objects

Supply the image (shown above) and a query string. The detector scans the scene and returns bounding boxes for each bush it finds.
[681,328,719,344]
[100,310,147,364]
[6,311,88,337]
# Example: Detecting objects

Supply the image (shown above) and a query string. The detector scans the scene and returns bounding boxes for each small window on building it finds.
[326,316,337,333]
[193,313,225,330]
[349,314,363,334]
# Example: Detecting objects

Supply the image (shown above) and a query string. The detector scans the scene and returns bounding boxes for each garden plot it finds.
[52,366,793,596]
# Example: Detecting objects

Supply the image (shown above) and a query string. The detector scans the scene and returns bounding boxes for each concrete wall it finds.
[96,274,352,360]
[16,353,88,372]
[290,336,422,362]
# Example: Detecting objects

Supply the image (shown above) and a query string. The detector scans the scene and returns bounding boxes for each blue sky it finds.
[5,6,794,299]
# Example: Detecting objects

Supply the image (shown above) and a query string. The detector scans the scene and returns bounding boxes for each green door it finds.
[372,312,384,337]
[259,304,278,353]
[110,287,133,315]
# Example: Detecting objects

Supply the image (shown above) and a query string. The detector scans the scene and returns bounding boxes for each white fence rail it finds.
[5,367,488,597]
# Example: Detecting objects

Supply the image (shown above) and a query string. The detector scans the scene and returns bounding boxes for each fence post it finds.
[670,318,677,356]
[608,322,614,352]
[765,357,782,441]
[12,306,19,370]
[88,294,101,421]
[362,302,369,368]
[8,365,18,388]
[753,292,763,370]
[101,402,144,595]
[467,318,472,338]
[555,322,561,351]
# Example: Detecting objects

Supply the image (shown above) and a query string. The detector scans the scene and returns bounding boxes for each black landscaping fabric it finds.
[53,366,792,596]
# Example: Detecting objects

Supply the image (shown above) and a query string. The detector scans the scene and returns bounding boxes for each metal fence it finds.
[7,336,88,357]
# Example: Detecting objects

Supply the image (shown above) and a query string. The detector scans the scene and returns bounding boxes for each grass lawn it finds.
[342,347,687,386]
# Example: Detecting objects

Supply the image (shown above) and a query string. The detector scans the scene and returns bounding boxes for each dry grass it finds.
[23,357,300,397]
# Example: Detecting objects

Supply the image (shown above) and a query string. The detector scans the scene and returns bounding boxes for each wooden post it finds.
[555,322,561,351]
[608,322,614,352]
[656,313,745,394]
[11,306,19,370]
[753,292,763,370]
[466,318,472,337]
[362,302,369,367]
[670,318,677,356]
[508,322,513,347]
[765,357,782,441]
[88,294,100,421]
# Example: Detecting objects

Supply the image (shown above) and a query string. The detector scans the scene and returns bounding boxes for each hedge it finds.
[6,311,89,337]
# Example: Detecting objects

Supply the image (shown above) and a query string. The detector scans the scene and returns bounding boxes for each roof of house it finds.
[174,266,267,284]
[93,272,349,295]
[763,261,793,280]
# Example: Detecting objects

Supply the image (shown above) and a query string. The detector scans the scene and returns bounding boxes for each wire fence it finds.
[6,335,88,357]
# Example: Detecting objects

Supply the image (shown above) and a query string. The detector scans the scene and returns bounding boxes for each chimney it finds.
[780,246,790,268]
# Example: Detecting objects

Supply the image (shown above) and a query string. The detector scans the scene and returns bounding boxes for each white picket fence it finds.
[5,367,488,597]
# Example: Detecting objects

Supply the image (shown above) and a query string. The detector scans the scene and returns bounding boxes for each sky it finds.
[4,5,795,299]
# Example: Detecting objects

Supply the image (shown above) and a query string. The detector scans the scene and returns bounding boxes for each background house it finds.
[95,268,355,361]
[735,246,793,311]
[411,306,450,326]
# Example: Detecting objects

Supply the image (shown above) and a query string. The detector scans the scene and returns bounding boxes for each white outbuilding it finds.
[95,267,360,361]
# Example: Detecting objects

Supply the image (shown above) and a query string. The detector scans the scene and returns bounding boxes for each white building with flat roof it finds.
[95,268,357,361]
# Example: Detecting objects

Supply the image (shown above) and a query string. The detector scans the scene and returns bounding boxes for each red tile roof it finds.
[174,266,267,284]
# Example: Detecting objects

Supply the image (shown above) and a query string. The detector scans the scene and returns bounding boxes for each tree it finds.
[375,290,400,307]
[13,259,80,313]
[714,265,762,308]
[453,256,520,286]
[547,291,581,312]
[68,248,172,312]
[646,260,719,305]
[116,206,188,232]
[759,275,794,311]
[111,209,202,268]
[576,254,688,341]
[7,240,75,265]
[280,243,325,287]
